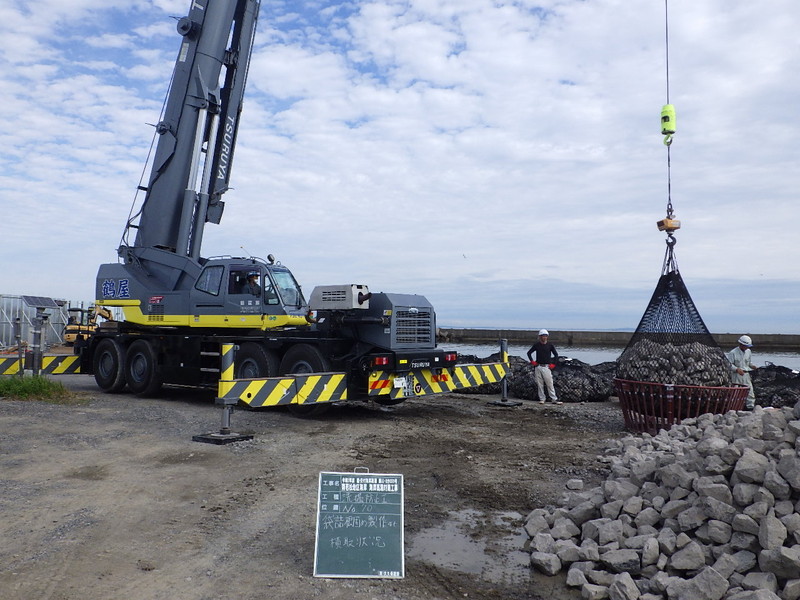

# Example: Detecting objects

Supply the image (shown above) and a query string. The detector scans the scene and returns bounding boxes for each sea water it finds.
[447,342,800,372]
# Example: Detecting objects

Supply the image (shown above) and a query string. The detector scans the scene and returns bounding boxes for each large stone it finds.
[677,505,707,531]
[582,583,610,600]
[603,479,641,503]
[725,589,781,600]
[758,546,800,579]
[657,527,677,554]
[732,513,759,535]
[567,567,588,587]
[641,537,660,567]
[583,518,612,541]
[600,549,641,574]
[763,470,791,500]
[733,483,760,506]
[525,513,550,537]
[552,516,581,540]
[669,540,707,571]
[731,550,758,573]
[530,551,562,575]
[597,520,624,546]
[712,552,739,578]
[570,500,601,526]
[758,511,788,550]
[734,448,771,484]
[667,566,728,600]
[659,463,697,490]
[555,539,583,564]
[707,519,733,544]
[783,579,800,600]
[695,478,734,505]
[608,571,640,600]
[633,507,660,529]
[531,532,556,553]
[661,499,691,519]
[742,571,778,593]
[778,453,800,491]
[700,496,738,523]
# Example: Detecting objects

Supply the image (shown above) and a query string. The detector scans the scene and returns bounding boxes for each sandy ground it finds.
[0,375,625,600]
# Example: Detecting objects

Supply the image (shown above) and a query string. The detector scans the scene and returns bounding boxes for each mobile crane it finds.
[82,0,504,414]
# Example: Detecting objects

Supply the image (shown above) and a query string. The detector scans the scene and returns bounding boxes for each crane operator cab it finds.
[205,257,308,327]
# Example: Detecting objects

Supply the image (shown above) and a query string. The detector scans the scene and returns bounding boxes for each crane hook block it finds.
[661,104,676,145]
[657,217,681,233]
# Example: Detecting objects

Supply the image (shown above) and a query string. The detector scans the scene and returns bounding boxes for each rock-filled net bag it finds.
[617,244,730,386]
[615,243,747,432]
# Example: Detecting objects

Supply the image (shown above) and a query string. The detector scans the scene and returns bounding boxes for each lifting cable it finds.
[657,0,680,272]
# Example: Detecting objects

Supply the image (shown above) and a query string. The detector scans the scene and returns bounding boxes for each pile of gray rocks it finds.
[525,403,800,600]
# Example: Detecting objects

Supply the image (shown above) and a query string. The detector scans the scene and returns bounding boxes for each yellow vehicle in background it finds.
[63,306,114,346]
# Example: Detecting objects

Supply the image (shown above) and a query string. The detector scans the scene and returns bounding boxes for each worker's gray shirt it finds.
[727,346,754,385]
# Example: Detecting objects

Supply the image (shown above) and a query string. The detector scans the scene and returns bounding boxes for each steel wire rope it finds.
[119,58,177,253]
[662,0,677,275]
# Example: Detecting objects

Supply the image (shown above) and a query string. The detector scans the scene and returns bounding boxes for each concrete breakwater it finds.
[437,328,800,352]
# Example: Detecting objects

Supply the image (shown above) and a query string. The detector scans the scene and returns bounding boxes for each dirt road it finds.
[0,376,624,600]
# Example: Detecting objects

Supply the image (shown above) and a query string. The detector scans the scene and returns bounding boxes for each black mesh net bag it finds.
[616,240,731,386]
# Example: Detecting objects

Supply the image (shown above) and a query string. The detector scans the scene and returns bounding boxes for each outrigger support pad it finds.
[488,339,522,407]
[192,396,254,445]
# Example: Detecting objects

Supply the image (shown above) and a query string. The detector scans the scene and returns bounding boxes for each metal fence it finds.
[0,294,79,350]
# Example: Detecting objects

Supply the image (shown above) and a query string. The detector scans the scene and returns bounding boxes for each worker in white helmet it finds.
[526,329,562,405]
[726,335,758,410]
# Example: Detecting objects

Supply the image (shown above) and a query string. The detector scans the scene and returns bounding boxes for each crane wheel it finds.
[125,339,163,397]
[93,338,127,393]
[235,342,279,379]
[279,344,332,417]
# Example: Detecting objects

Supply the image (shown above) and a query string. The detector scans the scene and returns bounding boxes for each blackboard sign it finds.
[313,471,404,578]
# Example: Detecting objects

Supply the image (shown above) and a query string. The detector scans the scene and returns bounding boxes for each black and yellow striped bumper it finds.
[368,361,508,400]
[218,372,349,408]
[0,355,81,376]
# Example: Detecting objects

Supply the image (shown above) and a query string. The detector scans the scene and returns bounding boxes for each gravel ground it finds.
[0,375,626,600]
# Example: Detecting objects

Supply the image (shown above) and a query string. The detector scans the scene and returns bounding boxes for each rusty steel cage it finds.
[614,378,749,435]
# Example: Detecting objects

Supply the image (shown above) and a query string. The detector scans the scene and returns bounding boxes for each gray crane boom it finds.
[131,0,259,260]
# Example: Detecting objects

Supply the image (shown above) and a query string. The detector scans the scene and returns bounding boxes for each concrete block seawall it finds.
[437,328,800,352]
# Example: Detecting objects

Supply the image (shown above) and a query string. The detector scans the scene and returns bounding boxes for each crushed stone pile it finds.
[617,339,732,387]
[510,357,616,403]
[457,353,800,407]
[457,354,616,402]
[524,404,800,600]
[754,366,800,410]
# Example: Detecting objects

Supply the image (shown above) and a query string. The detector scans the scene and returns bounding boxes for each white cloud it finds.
[0,0,797,334]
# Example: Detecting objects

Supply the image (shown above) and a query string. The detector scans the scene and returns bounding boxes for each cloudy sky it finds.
[2,0,798,334]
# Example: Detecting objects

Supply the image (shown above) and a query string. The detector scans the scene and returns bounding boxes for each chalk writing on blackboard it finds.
[314,472,404,578]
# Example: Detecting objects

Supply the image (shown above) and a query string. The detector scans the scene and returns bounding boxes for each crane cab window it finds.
[195,265,224,296]
[230,269,260,295]
[228,269,280,305]
[272,269,304,307]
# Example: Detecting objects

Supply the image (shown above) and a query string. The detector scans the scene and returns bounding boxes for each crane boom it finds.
[132,0,259,259]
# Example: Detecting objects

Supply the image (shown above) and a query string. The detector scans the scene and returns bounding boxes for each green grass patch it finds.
[0,375,85,405]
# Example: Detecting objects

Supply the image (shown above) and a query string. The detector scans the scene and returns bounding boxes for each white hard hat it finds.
[539,329,549,336]
[738,335,753,347]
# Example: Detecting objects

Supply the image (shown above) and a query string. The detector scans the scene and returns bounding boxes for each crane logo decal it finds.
[217,115,236,182]
[101,279,131,299]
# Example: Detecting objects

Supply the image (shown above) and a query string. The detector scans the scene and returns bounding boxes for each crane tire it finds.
[93,338,127,393]
[235,342,280,379]
[279,344,331,417]
[125,339,163,397]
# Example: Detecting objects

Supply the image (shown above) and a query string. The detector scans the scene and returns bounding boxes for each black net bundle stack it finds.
[616,241,731,386]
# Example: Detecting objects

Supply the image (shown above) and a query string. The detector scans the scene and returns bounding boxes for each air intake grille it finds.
[148,304,165,322]
[395,309,433,345]
[320,289,347,303]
